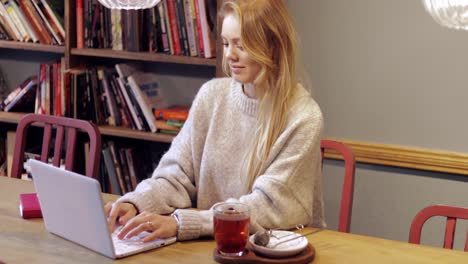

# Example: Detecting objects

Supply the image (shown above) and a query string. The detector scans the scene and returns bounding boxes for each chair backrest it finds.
[409,204,468,251]
[320,139,356,233]
[10,114,101,179]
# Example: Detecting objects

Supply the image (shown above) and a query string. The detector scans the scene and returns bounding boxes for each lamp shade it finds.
[97,0,161,9]
[423,0,468,30]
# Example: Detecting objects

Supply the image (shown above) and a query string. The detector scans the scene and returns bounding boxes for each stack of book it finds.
[76,0,216,58]
[154,105,189,135]
[100,140,169,195]
[0,0,65,45]
[0,75,38,113]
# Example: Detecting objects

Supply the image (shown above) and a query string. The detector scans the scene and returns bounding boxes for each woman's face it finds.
[221,14,261,84]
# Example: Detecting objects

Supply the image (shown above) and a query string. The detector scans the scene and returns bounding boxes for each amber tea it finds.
[213,202,250,256]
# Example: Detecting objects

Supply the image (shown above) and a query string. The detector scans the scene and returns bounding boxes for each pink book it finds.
[19,193,42,219]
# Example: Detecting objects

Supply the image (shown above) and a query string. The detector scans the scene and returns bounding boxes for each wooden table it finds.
[1,176,467,263]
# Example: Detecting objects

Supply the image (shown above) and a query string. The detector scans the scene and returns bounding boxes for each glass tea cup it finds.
[213,202,250,256]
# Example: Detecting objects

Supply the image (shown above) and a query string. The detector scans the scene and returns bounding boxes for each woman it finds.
[106,0,325,242]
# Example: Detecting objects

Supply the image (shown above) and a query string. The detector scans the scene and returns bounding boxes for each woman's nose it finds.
[225,46,237,61]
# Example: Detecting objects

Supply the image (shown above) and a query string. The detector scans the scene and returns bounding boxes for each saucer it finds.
[248,230,308,258]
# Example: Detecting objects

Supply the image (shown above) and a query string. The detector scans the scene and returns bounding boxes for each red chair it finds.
[320,139,356,233]
[10,114,101,179]
[409,205,468,251]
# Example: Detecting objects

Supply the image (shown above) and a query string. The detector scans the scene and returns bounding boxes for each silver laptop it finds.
[29,159,176,259]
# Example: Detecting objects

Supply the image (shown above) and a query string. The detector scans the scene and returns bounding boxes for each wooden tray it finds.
[213,243,315,264]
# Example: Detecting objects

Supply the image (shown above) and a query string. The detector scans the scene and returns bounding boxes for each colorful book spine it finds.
[154,106,189,121]
[166,0,182,55]
[76,0,84,48]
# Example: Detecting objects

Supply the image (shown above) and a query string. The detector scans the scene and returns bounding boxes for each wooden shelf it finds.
[0,112,175,143]
[98,125,174,143]
[0,112,24,123]
[71,48,217,66]
[0,40,65,54]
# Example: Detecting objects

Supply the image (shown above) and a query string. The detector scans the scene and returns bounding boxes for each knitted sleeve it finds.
[115,82,212,215]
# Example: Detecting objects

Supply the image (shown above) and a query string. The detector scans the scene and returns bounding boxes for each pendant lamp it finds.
[423,0,468,30]
[97,0,161,9]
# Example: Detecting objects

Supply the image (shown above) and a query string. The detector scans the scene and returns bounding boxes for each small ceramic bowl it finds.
[248,230,308,258]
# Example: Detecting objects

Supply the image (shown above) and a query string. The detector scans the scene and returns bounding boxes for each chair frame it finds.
[321,139,356,233]
[10,114,101,179]
[409,204,468,251]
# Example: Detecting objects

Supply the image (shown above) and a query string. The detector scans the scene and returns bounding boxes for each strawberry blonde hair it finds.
[220,0,300,188]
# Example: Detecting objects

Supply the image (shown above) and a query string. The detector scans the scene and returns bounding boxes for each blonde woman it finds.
[106,0,325,242]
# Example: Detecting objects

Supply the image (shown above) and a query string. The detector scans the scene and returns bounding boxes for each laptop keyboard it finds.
[111,227,176,257]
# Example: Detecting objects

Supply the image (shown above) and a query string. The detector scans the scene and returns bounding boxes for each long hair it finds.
[220,0,299,188]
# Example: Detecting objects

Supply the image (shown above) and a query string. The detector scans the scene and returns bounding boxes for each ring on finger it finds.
[146,221,154,229]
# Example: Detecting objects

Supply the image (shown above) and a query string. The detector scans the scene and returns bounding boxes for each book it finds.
[122,9,140,52]
[114,63,150,130]
[40,0,65,40]
[162,0,174,54]
[118,148,132,192]
[155,119,181,132]
[18,0,53,45]
[98,68,121,126]
[157,1,169,53]
[166,0,182,55]
[158,129,178,135]
[3,0,30,41]
[35,0,64,44]
[10,0,39,42]
[124,148,138,190]
[175,0,189,56]
[2,77,31,108]
[4,76,38,112]
[102,147,122,195]
[0,10,18,40]
[0,1,21,40]
[184,0,198,56]
[76,0,83,48]
[108,141,126,194]
[127,72,168,133]
[19,193,42,218]
[154,105,189,121]
[196,0,215,58]
[110,8,122,50]
[112,76,135,129]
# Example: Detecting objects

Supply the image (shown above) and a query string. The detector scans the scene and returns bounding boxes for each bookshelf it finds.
[0,0,224,144]
[0,40,65,54]
[70,48,217,66]
[0,112,175,142]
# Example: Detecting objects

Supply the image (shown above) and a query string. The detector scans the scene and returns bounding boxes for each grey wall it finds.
[286,0,468,250]
[288,0,468,153]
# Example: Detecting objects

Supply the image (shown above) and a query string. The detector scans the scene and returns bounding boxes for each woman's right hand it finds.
[105,202,138,232]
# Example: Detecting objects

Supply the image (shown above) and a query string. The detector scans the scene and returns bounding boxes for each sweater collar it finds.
[230,80,258,117]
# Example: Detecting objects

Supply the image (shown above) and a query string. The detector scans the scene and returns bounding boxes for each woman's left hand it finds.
[117,211,178,243]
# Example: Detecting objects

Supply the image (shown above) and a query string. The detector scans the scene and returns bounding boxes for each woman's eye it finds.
[237,46,244,51]
[222,43,229,47]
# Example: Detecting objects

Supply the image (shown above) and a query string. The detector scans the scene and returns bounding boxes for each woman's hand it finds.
[105,202,138,232]
[117,211,178,243]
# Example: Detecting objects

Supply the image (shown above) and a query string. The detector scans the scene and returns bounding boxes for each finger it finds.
[141,217,177,242]
[104,202,113,216]
[108,204,123,232]
[121,221,154,240]
[118,210,137,226]
[117,215,146,239]
[142,228,167,243]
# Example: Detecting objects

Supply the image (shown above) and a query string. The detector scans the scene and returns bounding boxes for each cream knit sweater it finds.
[117,77,325,240]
